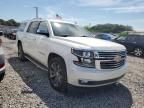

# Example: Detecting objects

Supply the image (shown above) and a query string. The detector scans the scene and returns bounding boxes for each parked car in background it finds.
[9,29,17,40]
[17,19,127,92]
[95,33,117,41]
[4,30,11,38]
[4,29,17,40]
[114,34,144,57]
[0,35,5,81]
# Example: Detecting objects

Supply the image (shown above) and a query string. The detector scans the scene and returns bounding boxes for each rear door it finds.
[125,35,137,52]
[33,21,50,65]
[25,21,40,57]
[137,36,144,49]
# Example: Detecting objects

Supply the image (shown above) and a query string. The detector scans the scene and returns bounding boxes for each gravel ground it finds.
[0,37,144,108]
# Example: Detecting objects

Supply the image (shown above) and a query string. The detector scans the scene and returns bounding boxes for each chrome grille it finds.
[100,60,125,69]
[96,51,126,70]
[98,51,126,60]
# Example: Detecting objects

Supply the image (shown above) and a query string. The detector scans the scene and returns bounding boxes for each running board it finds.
[25,54,48,72]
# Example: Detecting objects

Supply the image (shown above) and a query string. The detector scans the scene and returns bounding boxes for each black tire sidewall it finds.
[48,57,67,92]
[18,44,26,61]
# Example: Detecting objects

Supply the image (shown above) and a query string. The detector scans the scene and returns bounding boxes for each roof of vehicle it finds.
[128,33,144,36]
[23,18,75,25]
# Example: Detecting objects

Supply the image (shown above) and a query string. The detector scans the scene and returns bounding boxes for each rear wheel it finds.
[48,57,67,92]
[18,43,26,61]
[134,47,143,57]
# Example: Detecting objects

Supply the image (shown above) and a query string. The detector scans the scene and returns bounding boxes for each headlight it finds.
[71,48,95,68]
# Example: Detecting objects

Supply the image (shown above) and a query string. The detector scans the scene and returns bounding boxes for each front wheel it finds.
[48,57,67,92]
[134,47,143,57]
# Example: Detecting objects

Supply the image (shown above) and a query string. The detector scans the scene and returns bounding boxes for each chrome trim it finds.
[95,60,101,70]
[71,48,127,70]
[94,50,126,70]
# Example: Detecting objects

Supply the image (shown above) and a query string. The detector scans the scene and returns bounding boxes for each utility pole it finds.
[33,7,38,18]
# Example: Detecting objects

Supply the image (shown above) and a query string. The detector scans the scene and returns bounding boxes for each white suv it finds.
[17,19,127,92]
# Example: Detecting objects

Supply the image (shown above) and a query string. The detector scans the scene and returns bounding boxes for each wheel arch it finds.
[133,45,144,51]
[48,53,66,67]
[17,40,22,46]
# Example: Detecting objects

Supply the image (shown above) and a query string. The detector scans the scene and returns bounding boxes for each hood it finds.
[53,37,126,51]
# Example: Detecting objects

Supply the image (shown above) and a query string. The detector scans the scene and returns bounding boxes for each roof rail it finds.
[32,18,43,20]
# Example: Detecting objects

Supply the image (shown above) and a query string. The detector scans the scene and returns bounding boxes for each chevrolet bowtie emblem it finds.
[114,55,122,62]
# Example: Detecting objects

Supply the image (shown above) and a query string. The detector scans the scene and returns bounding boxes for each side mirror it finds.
[37,29,49,37]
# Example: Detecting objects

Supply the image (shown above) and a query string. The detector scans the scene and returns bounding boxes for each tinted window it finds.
[127,35,137,42]
[139,36,144,41]
[37,22,49,34]
[27,21,40,33]
[103,34,111,40]
[116,36,126,41]
[18,22,27,32]
[135,35,144,43]
[96,34,111,40]
[96,34,103,39]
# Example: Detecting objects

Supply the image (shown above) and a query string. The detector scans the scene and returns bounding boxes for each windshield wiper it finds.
[60,34,71,37]
[80,35,89,37]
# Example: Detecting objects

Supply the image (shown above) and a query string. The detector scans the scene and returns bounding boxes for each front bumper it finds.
[67,63,127,87]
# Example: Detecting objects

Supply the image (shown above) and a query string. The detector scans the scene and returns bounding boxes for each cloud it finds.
[70,0,144,13]
[104,6,144,13]
[71,0,122,7]
[40,6,84,23]
[23,1,37,8]
[126,19,144,23]
[71,0,144,7]
[42,6,62,19]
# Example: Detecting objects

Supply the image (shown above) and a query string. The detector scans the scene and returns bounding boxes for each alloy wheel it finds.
[49,62,63,87]
[134,48,143,57]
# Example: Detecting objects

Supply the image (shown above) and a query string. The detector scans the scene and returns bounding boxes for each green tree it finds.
[0,19,5,25]
[88,24,133,33]
[0,19,20,26]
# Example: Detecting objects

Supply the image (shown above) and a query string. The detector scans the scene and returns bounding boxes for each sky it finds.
[0,0,144,31]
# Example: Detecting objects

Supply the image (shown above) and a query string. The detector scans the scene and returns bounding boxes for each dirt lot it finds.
[0,37,144,108]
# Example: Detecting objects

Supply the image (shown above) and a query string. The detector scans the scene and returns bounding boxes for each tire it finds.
[0,72,5,82]
[48,57,67,92]
[134,47,143,57]
[18,43,26,61]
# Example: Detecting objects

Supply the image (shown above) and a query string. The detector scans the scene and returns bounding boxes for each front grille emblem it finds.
[94,52,99,58]
[114,55,122,62]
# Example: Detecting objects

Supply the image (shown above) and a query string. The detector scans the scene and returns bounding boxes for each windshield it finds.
[106,34,117,40]
[51,22,91,37]
[116,36,126,41]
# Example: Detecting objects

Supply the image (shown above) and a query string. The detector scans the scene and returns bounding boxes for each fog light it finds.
[79,80,88,84]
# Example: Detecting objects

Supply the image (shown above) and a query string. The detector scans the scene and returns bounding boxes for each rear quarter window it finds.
[18,22,27,32]
[27,21,40,33]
